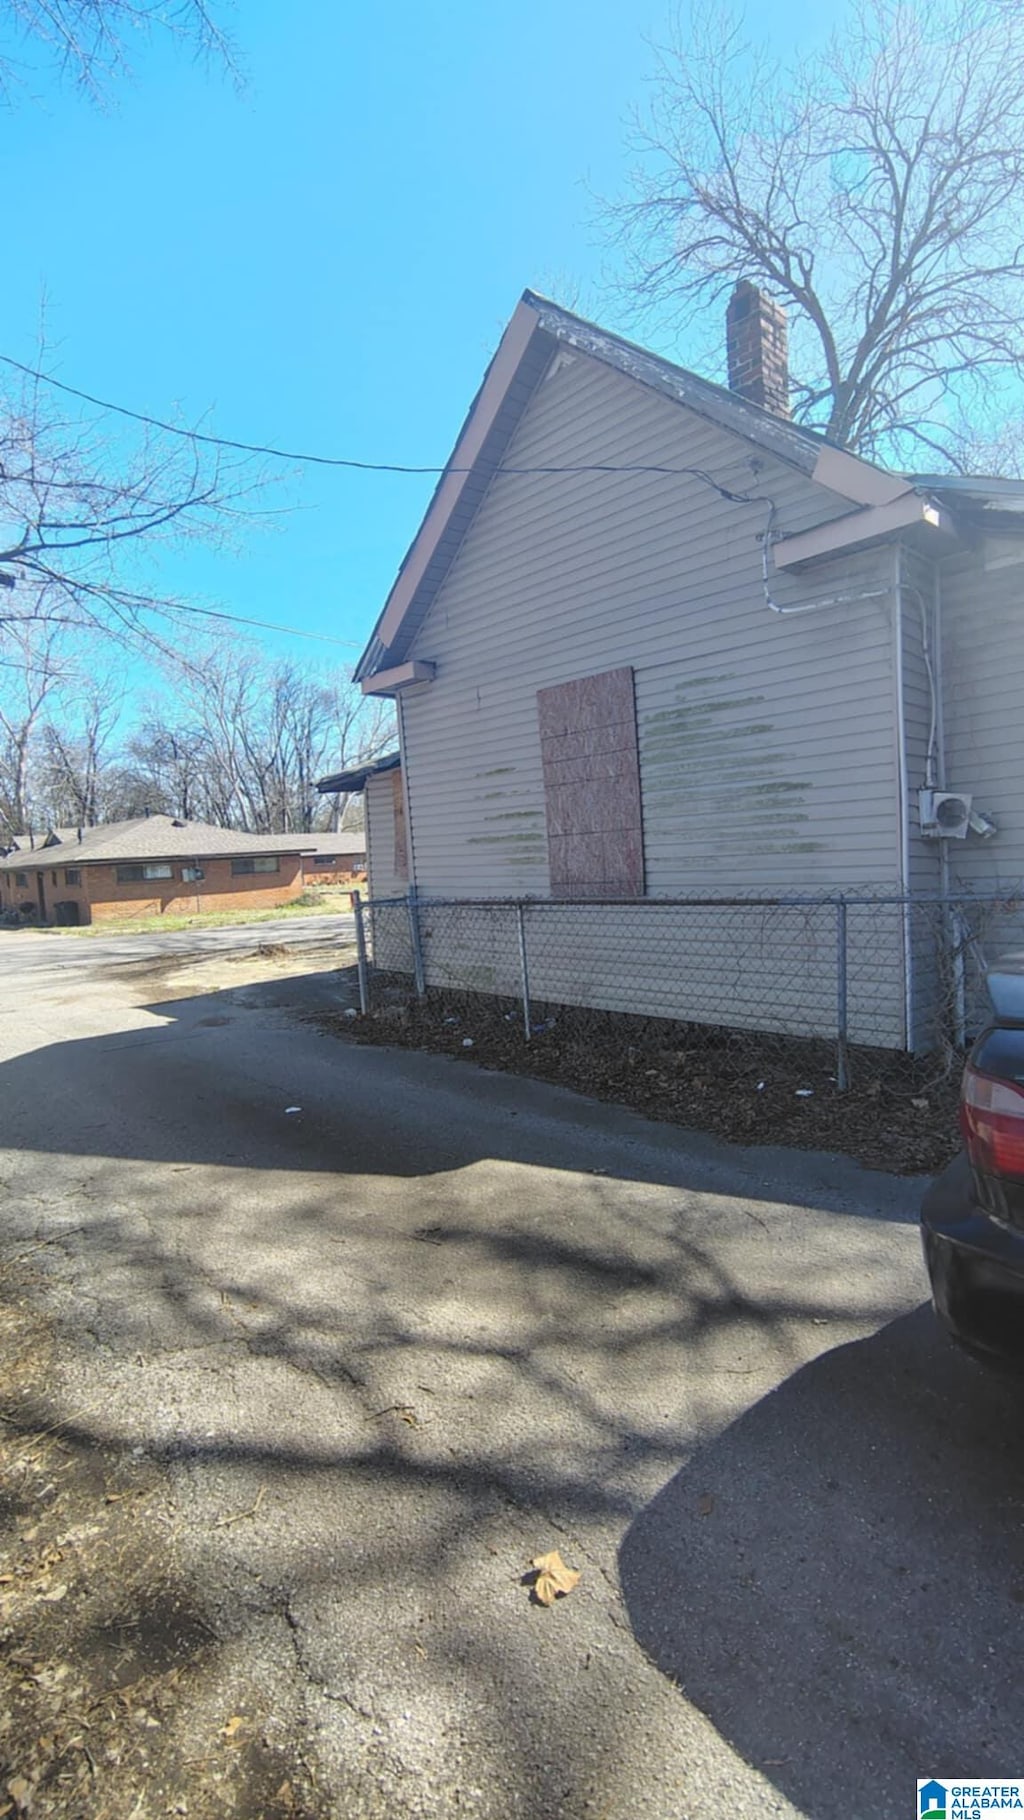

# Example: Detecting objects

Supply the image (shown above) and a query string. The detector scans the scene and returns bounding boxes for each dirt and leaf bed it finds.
[0,1257,320,1820]
[323,987,963,1175]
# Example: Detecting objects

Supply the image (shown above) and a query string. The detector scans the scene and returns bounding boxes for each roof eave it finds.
[316,750,402,795]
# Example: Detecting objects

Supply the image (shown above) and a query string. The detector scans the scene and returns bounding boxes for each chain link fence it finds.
[343,887,1024,1171]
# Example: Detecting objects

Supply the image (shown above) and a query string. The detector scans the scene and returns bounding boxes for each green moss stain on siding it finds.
[640,673,823,857]
[465,764,546,865]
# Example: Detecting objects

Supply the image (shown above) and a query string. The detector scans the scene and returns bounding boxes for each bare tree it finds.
[613,0,1024,468]
[0,341,269,657]
[124,639,395,833]
[0,620,73,838]
[1,627,395,839]
[122,720,209,821]
[0,0,254,675]
[35,673,125,826]
[0,0,236,99]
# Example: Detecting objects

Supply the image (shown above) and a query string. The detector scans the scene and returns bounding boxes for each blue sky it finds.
[1,0,846,676]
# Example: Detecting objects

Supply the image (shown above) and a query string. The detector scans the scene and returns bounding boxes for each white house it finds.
[324,287,1024,1050]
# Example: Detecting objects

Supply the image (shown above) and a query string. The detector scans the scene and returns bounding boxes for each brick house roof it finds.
[0,816,316,874]
[302,830,366,858]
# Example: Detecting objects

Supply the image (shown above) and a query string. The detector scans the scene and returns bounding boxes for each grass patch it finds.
[33,890,357,938]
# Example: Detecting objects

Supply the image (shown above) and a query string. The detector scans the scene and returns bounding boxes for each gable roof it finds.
[354,289,910,688]
[0,815,315,874]
[1,826,86,854]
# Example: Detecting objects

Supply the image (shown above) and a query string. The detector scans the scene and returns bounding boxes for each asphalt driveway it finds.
[0,925,1019,1819]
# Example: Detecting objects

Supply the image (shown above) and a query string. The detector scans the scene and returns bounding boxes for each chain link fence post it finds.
[515,901,532,1043]
[407,885,426,999]
[836,894,850,1090]
[949,900,968,1051]
[351,889,370,1015]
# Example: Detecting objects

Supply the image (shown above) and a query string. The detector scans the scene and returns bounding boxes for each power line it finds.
[170,600,361,647]
[0,352,445,472]
[0,352,766,502]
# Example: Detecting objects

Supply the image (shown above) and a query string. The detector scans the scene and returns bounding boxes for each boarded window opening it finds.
[537,666,645,898]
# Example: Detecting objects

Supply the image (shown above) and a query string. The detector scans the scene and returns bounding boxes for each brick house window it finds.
[14,871,27,886]
[181,866,205,882]
[64,869,81,886]
[536,665,645,898]
[311,854,336,867]
[231,855,279,875]
[116,863,173,883]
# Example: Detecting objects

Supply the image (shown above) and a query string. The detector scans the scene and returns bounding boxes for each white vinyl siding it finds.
[381,350,913,1045]
[934,542,1024,1032]
[399,350,901,900]
[365,770,407,900]
[942,543,1024,892]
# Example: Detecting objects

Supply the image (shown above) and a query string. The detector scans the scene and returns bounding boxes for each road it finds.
[0,925,1020,1820]
[0,910,355,980]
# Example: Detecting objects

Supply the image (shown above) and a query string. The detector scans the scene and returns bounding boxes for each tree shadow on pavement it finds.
[0,965,941,1819]
[0,971,923,1222]
[619,1305,1024,1820]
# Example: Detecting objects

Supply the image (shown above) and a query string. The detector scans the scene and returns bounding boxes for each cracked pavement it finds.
[0,919,1021,1820]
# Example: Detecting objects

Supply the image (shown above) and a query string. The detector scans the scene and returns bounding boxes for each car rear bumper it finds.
[921,1151,1024,1371]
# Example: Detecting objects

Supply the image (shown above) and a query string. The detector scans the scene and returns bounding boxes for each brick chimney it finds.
[726,280,790,417]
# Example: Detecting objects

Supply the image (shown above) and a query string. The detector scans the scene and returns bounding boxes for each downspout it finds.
[932,562,965,1046]
[893,547,914,1050]
[901,563,961,1050]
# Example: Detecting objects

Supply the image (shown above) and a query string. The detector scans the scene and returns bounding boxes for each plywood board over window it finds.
[537,665,645,897]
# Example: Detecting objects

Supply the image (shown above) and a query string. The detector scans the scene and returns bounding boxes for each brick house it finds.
[299,830,367,888]
[0,816,316,925]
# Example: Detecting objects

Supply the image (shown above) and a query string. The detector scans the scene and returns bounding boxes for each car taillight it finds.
[961,1064,1024,1179]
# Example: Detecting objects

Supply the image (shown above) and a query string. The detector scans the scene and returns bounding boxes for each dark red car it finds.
[922,957,1024,1369]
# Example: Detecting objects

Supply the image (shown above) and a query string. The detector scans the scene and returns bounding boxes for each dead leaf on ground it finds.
[220,1715,246,1742]
[697,1493,715,1517]
[529,1550,581,1606]
[6,1779,32,1814]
